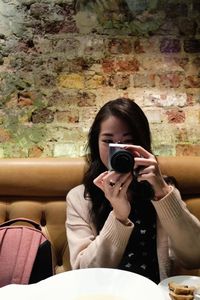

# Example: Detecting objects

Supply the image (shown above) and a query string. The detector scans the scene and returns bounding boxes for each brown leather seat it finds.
[0,156,199,275]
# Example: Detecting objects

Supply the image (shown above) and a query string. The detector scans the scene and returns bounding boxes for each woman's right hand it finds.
[93,171,133,223]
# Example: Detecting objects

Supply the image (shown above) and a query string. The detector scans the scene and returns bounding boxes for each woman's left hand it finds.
[125,145,171,200]
[93,171,133,222]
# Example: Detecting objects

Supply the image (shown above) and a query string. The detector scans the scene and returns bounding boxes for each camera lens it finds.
[110,149,134,173]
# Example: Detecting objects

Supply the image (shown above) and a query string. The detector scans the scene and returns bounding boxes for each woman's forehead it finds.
[99,116,131,135]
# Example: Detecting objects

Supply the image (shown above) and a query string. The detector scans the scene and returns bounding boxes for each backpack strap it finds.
[12,227,46,284]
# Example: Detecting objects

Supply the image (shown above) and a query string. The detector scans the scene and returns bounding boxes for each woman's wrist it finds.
[154,185,172,201]
[114,214,132,226]
[111,211,132,226]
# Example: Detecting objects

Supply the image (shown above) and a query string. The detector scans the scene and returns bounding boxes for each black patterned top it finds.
[118,181,160,284]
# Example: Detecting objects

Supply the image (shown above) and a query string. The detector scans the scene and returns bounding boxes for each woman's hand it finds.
[93,171,133,222]
[125,145,171,201]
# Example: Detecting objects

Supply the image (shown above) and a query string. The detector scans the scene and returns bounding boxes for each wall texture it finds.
[0,0,199,158]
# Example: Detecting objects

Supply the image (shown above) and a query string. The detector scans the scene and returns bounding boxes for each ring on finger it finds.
[109,180,115,187]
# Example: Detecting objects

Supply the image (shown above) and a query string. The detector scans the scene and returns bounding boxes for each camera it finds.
[108,143,134,173]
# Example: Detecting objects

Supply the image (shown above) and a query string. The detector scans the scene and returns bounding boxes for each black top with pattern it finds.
[118,181,160,284]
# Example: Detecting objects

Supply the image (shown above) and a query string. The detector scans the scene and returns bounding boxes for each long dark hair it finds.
[83,98,152,232]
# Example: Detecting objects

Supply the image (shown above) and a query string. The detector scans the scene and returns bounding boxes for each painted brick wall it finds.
[0,0,199,158]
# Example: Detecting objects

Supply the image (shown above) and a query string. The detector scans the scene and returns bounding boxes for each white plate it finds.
[158,275,200,300]
[0,268,164,300]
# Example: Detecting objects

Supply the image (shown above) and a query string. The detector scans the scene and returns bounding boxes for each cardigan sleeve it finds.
[152,187,200,269]
[66,185,134,269]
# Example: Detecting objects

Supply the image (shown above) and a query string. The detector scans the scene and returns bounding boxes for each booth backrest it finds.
[0,156,199,275]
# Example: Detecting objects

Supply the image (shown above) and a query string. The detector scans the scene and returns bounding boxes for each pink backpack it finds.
[0,218,54,287]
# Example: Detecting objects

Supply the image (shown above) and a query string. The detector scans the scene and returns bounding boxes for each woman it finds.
[66,98,200,283]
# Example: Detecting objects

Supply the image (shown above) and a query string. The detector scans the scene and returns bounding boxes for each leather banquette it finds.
[0,156,199,275]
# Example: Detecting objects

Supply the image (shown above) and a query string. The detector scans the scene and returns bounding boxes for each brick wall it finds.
[0,0,199,157]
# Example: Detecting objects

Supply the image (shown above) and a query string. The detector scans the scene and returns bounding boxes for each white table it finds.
[0,268,165,300]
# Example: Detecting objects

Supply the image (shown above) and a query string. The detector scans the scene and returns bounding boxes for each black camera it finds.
[108,143,134,173]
